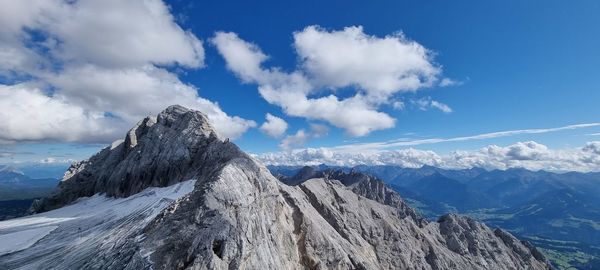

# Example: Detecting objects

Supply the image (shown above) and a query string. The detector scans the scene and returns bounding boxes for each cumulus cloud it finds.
[1,0,204,69]
[0,83,123,142]
[505,141,549,160]
[277,124,330,150]
[0,0,253,142]
[280,130,309,150]
[583,141,600,155]
[44,64,256,139]
[259,113,288,138]
[256,147,445,168]
[256,141,600,172]
[212,26,445,136]
[294,26,440,102]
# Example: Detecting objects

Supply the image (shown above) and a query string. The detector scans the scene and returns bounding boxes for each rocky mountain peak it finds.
[12,105,553,270]
[31,105,233,213]
[157,105,219,138]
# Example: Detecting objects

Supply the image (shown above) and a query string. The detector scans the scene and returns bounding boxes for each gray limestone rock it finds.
[13,105,552,270]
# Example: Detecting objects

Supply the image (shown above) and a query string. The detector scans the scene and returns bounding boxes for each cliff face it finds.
[31,105,225,213]
[6,105,552,270]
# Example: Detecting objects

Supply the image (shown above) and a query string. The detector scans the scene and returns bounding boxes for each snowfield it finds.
[0,226,58,255]
[0,180,196,269]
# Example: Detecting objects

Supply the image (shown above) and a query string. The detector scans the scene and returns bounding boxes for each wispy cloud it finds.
[39,157,76,164]
[0,149,34,158]
[587,133,600,136]
[331,122,600,153]
[439,78,462,87]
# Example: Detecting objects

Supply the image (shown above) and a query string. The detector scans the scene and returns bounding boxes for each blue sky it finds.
[1,0,600,170]
[172,0,600,153]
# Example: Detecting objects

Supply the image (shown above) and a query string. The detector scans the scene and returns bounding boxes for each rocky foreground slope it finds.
[1,105,552,269]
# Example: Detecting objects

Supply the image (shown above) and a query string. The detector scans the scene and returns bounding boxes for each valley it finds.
[0,166,61,221]
[269,165,600,269]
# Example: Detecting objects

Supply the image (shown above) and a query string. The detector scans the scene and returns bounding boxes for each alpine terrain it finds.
[0,105,553,270]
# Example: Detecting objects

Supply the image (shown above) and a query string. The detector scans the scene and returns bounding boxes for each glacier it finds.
[0,179,196,269]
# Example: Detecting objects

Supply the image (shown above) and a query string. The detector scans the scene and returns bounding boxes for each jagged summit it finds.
[31,105,232,212]
[2,105,553,270]
[278,167,426,224]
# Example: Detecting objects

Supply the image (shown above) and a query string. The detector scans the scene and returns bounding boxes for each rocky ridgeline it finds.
[22,105,552,269]
[31,105,226,213]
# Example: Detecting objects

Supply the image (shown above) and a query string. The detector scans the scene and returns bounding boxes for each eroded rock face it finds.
[21,106,552,269]
[280,168,426,227]
[31,105,223,213]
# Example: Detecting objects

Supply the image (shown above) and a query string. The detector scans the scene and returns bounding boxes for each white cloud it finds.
[505,141,549,160]
[1,0,204,69]
[44,64,256,139]
[280,130,309,150]
[210,32,269,83]
[274,94,394,136]
[0,0,253,142]
[0,83,123,142]
[39,157,76,164]
[310,124,329,138]
[330,122,600,152]
[430,100,453,113]
[413,97,453,113]
[0,43,43,78]
[294,26,440,102]
[439,78,461,87]
[259,113,288,138]
[256,141,600,172]
[583,141,600,155]
[392,100,405,110]
[276,123,330,150]
[212,26,444,137]
[256,124,600,172]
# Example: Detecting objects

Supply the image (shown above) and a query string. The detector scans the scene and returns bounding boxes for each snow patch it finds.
[110,139,124,150]
[0,180,196,265]
[0,226,58,255]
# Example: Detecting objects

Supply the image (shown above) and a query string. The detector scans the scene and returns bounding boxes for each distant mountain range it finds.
[0,106,552,270]
[269,164,600,269]
[0,166,59,200]
[0,166,60,220]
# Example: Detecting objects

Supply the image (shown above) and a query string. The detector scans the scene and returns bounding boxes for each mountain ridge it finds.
[269,164,600,269]
[1,105,552,269]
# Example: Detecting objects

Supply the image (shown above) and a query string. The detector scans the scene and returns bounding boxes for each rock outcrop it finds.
[280,167,425,226]
[31,105,224,213]
[9,105,552,270]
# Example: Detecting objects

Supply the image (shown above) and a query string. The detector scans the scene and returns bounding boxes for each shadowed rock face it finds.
[31,105,226,213]
[18,106,552,269]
